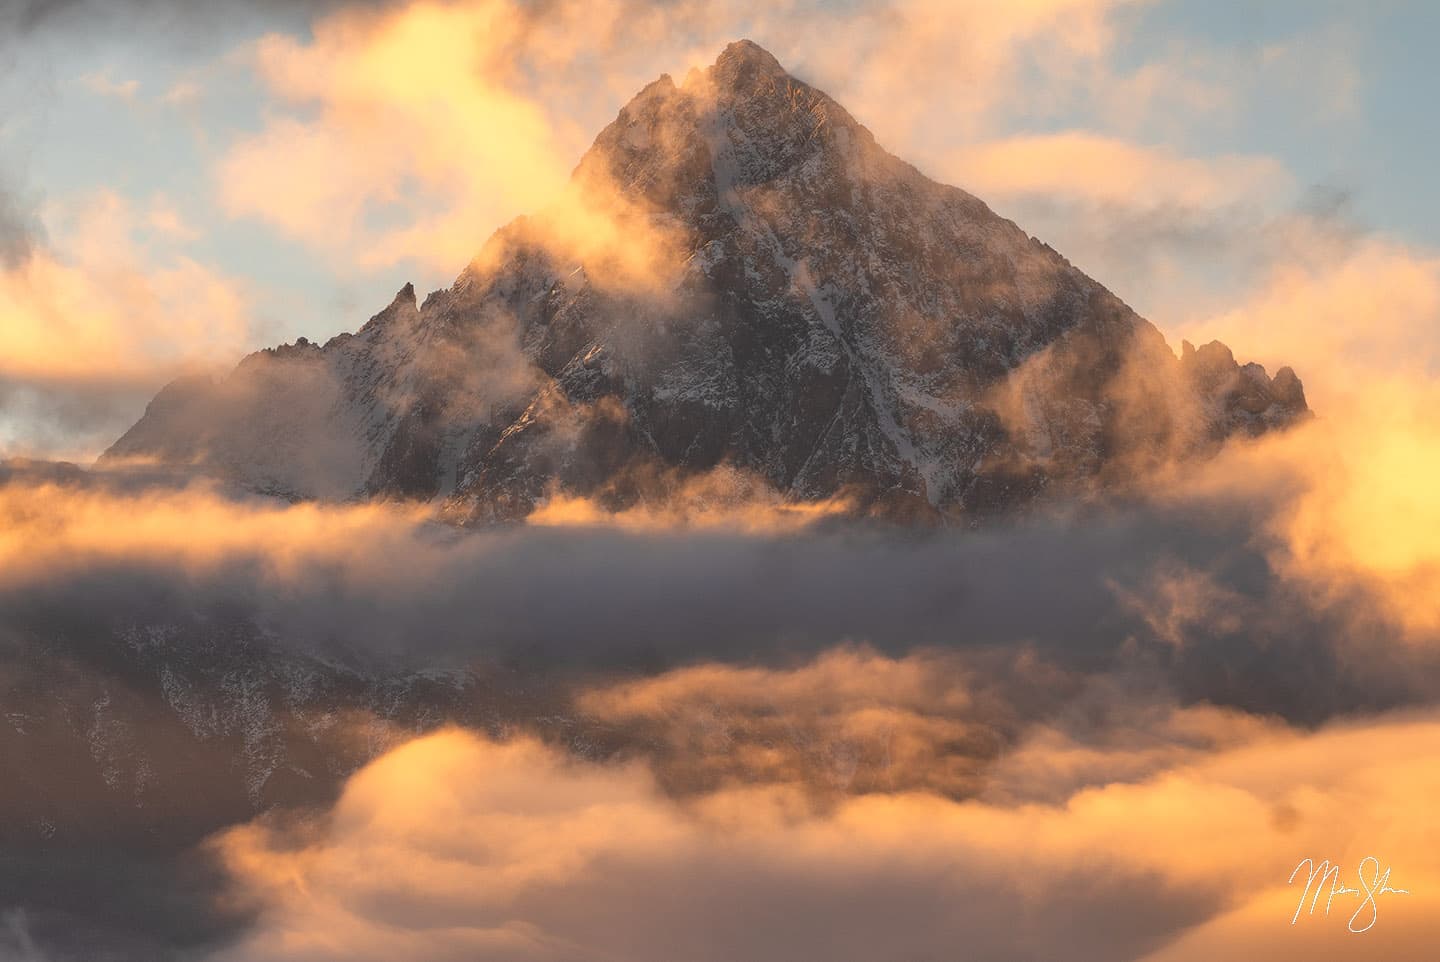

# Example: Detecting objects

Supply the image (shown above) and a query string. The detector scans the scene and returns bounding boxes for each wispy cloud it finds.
[0,189,254,458]
[78,70,139,100]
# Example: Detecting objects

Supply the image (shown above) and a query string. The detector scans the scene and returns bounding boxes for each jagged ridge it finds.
[105,39,1308,522]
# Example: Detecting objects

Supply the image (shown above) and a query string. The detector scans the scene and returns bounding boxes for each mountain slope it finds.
[105,40,1308,522]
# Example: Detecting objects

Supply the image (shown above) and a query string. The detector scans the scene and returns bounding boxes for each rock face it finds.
[105,40,1307,521]
[0,607,584,958]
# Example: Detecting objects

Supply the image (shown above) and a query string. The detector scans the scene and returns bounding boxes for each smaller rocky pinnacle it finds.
[1270,366,1307,407]
[358,281,419,334]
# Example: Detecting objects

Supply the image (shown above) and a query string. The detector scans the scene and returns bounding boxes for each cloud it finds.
[211,0,1173,275]
[939,132,1440,652]
[1164,395,1440,644]
[1157,235,1440,641]
[0,189,255,458]
[217,0,625,272]
[944,133,1291,212]
[77,70,139,100]
[3,6,1434,961]
[0,380,162,462]
[0,911,47,962]
[0,193,249,382]
[576,645,1287,802]
[209,711,1440,962]
[771,0,1151,146]
[942,170,1369,337]
[1175,238,1440,404]
[7,0,1370,460]
[3,447,1439,958]
[145,194,201,241]
[526,465,856,535]
[4,458,1437,718]
[0,470,429,587]
[0,0,396,39]
[159,78,203,106]
[0,182,40,270]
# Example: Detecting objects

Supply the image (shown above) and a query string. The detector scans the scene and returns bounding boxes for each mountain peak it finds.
[710,38,790,86]
[105,41,1309,521]
[573,37,866,225]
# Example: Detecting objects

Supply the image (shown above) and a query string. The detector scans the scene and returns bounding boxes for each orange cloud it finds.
[1176,240,1440,408]
[220,0,608,272]
[1188,398,1440,641]
[211,707,1440,962]
[577,645,1287,801]
[944,132,1291,210]
[0,475,430,588]
[0,190,251,385]
[577,646,999,796]
[215,0,1186,276]
[1160,238,1440,640]
[784,0,1147,144]
[0,464,849,591]
[526,465,855,534]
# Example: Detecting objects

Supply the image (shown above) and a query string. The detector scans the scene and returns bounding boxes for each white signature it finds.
[1288,857,1410,933]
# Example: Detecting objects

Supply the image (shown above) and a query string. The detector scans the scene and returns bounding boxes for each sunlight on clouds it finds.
[0,477,430,586]
[145,194,202,242]
[1167,238,1440,640]
[222,0,706,288]
[787,0,1147,146]
[0,187,259,458]
[0,190,250,383]
[945,132,1291,210]
[0,465,848,591]
[577,646,1285,801]
[1262,397,1440,639]
[526,466,856,535]
[215,0,1171,275]
[210,708,1440,962]
[221,0,603,271]
[3,5,1436,960]
[1181,240,1440,409]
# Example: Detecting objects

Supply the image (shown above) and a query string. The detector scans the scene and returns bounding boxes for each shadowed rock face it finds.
[105,39,1307,522]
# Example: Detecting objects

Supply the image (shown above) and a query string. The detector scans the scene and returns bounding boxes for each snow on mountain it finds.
[104,40,1308,521]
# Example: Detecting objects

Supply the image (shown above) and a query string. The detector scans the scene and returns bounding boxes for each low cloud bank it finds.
[210,711,1440,962]
[3,440,1437,717]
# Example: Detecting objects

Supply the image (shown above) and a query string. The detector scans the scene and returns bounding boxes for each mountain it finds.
[104,40,1308,521]
[0,600,590,957]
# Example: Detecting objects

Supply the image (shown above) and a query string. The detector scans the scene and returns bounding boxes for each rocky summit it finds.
[105,39,1308,522]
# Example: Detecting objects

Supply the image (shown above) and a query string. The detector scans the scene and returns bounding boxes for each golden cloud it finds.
[211,704,1440,961]
[577,645,1290,802]
[215,0,1193,277]
[221,0,641,274]
[0,462,853,592]
[577,646,999,796]
[526,464,855,534]
[0,476,430,588]
[1177,239,1440,409]
[0,190,251,385]
[1162,238,1440,640]
[944,132,1292,210]
[1176,400,1440,642]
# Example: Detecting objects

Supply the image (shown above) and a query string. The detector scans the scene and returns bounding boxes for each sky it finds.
[1,0,1438,457]
[3,4,1440,959]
